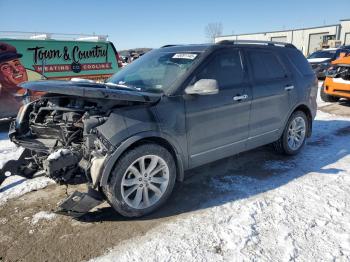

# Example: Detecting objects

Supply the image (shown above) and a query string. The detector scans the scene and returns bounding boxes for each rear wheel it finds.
[103,143,176,217]
[274,111,308,155]
[320,86,339,102]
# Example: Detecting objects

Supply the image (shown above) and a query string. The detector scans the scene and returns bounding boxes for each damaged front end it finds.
[1,94,121,217]
[324,60,350,98]
[0,80,161,217]
[327,64,350,81]
[9,95,113,179]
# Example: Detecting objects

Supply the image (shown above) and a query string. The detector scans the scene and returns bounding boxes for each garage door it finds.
[271,36,287,42]
[308,33,329,55]
[345,33,350,45]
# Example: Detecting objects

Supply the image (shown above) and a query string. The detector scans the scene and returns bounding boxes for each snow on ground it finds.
[31,211,57,225]
[0,175,54,206]
[92,110,350,262]
[0,134,54,206]
[0,132,23,170]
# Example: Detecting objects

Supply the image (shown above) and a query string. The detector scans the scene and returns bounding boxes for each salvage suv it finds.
[1,40,317,218]
[321,53,350,102]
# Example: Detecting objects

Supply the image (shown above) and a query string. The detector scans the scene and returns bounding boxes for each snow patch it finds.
[0,135,55,205]
[32,211,57,225]
[0,175,54,206]
[47,148,71,160]
[0,139,23,169]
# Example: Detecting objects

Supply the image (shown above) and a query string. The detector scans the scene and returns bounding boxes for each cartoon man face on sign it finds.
[0,42,28,96]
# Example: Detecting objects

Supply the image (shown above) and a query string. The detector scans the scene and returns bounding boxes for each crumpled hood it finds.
[20,80,161,103]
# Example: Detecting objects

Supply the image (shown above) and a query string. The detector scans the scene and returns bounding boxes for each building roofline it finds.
[0,31,108,41]
[340,18,350,22]
[217,23,340,38]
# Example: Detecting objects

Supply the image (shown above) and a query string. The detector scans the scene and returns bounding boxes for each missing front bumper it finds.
[55,188,104,218]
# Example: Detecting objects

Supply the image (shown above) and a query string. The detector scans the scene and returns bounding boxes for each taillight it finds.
[115,52,123,68]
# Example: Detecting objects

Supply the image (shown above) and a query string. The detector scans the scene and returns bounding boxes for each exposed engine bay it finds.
[10,95,122,182]
[0,79,161,217]
[327,65,350,80]
[2,94,137,217]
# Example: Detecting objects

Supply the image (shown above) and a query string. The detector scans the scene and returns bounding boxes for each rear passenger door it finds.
[246,49,292,148]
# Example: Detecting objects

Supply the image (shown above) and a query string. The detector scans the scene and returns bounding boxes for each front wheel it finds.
[273,111,308,155]
[103,143,176,217]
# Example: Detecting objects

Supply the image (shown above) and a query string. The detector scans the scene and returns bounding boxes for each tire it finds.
[103,143,176,217]
[273,111,308,155]
[320,86,339,102]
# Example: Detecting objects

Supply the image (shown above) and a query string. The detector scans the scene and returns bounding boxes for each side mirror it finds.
[185,79,219,95]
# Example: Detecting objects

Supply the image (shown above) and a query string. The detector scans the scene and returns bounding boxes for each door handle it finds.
[285,85,294,91]
[233,94,248,101]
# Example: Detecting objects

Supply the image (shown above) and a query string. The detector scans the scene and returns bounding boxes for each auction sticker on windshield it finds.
[172,53,198,59]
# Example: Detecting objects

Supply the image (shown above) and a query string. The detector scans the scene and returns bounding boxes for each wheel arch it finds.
[290,104,313,137]
[99,131,186,187]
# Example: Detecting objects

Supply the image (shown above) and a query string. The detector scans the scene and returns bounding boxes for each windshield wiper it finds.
[104,82,141,91]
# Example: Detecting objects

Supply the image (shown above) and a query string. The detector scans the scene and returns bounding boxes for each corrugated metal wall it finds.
[215,19,350,56]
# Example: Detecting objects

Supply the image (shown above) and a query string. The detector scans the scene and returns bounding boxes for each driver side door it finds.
[184,48,251,168]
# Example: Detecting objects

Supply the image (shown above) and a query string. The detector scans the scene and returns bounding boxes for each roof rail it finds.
[217,40,296,48]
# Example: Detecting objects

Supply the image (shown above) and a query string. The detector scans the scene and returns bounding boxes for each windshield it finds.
[308,50,336,59]
[107,49,201,93]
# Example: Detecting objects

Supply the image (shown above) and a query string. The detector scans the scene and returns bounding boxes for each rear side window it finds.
[287,50,314,76]
[248,50,286,81]
[196,49,244,88]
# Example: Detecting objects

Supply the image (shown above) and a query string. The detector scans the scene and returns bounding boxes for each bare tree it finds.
[205,23,223,43]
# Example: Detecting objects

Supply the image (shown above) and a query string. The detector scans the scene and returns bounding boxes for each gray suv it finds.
[2,40,317,217]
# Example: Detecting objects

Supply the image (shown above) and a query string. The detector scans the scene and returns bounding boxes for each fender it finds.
[281,102,314,138]
[99,131,186,187]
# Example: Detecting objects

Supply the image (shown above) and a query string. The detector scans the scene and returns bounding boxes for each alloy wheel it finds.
[121,155,170,209]
[287,116,306,151]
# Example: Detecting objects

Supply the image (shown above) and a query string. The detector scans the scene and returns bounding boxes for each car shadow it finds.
[0,121,10,141]
[77,118,350,223]
[0,121,10,133]
[338,99,350,107]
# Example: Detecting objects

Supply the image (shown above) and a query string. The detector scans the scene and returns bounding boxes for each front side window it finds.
[248,50,286,81]
[196,49,244,88]
[107,49,201,93]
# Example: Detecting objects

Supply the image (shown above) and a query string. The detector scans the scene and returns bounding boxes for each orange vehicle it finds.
[321,53,350,102]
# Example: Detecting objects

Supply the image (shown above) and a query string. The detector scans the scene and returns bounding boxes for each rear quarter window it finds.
[247,50,286,81]
[286,50,314,76]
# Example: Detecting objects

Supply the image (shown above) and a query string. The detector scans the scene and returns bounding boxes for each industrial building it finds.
[215,19,350,56]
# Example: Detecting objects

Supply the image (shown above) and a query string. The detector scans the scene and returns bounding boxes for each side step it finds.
[55,188,104,218]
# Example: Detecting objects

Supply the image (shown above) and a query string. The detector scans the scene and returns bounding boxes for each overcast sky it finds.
[1,0,349,49]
